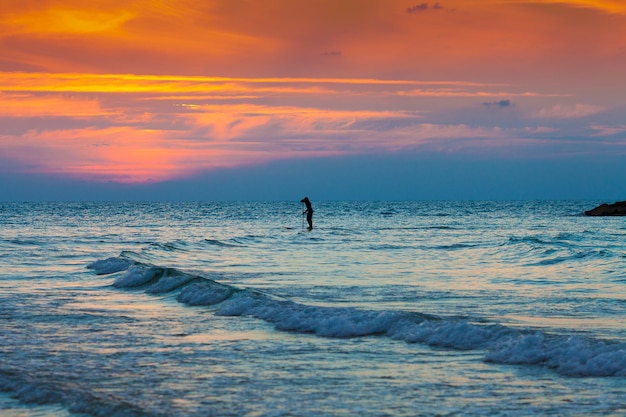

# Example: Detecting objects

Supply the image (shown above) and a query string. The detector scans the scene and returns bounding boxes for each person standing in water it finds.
[301,197,313,230]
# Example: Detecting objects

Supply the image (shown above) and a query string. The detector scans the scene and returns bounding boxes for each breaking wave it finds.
[88,255,626,378]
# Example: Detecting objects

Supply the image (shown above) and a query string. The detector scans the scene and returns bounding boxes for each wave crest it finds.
[89,254,626,377]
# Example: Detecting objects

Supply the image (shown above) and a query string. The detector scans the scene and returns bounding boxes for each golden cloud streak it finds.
[0,93,108,117]
[2,9,135,35]
[505,0,626,14]
[0,72,504,94]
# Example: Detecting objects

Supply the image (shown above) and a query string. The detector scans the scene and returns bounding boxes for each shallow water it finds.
[0,201,624,416]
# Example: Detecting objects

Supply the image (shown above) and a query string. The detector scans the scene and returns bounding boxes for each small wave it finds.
[149,240,190,252]
[146,269,199,294]
[88,255,626,378]
[368,244,410,250]
[113,265,162,288]
[112,265,202,294]
[379,225,457,231]
[505,236,550,246]
[485,333,626,377]
[203,238,242,248]
[90,255,238,303]
[526,249,615,267]
[504,234,591,252]
[0,368,152,417]
[500,235,620,266]
[217,293,413,338]
[5,238,42,246]
[118,249,163,265]
[433,243,474,250]
[217,292,626,377]
[529,256,574,266]
[178,281,237,306]
[87,257,134,275]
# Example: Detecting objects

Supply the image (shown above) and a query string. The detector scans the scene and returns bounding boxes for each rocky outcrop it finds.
[584,201,626,216]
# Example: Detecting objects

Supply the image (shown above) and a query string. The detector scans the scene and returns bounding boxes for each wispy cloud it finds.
[0,92,108,117]
[1,8,135,35]
[591,124,626,136]
[533,104,605,119]
[398,89,555,98]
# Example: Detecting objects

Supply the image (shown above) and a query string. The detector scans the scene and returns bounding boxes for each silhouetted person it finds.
[301,197,313,230]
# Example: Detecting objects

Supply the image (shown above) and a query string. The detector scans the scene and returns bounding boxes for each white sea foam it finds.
[218,292,402,337]
[88,254,626,378]
[486,333,626,377]
[213,288,626,377]
[388,319,514,349]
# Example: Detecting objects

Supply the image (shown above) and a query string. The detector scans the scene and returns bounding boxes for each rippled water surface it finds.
[0,201,625,416]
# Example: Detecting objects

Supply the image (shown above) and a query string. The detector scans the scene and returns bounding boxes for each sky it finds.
[1,0,625,201]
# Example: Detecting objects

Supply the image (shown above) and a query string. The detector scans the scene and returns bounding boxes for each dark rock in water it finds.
[584,201,626,216]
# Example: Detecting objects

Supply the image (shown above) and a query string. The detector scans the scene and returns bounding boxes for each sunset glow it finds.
[1,0,625,196]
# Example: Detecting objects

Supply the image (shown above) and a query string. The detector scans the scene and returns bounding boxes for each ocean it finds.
[0,201,624,417]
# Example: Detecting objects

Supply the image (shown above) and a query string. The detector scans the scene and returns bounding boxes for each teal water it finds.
[0,201,624,416]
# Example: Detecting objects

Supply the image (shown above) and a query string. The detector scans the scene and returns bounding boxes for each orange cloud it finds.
[0,92,107,117]
[2,8,134,35]
[509,0,626,14]
[0,0,278,73]
[2,0,625,79]
[1,0,625,183]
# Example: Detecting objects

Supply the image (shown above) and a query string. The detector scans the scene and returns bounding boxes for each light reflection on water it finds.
[0,201,624,416]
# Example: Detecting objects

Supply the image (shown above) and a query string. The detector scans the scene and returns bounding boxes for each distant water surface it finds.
[0,201,624,416]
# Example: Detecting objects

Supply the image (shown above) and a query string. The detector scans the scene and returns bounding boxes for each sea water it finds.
[0,201,624,417]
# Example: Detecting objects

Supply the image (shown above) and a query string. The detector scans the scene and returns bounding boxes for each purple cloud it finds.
[483,99,512,108]
[407,3,428,13]
[406,3,444,13]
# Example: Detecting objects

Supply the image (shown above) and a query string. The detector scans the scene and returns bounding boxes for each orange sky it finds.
[1,0,625,183]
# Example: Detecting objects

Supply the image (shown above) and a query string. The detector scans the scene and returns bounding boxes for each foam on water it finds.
[89,255,626,378]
